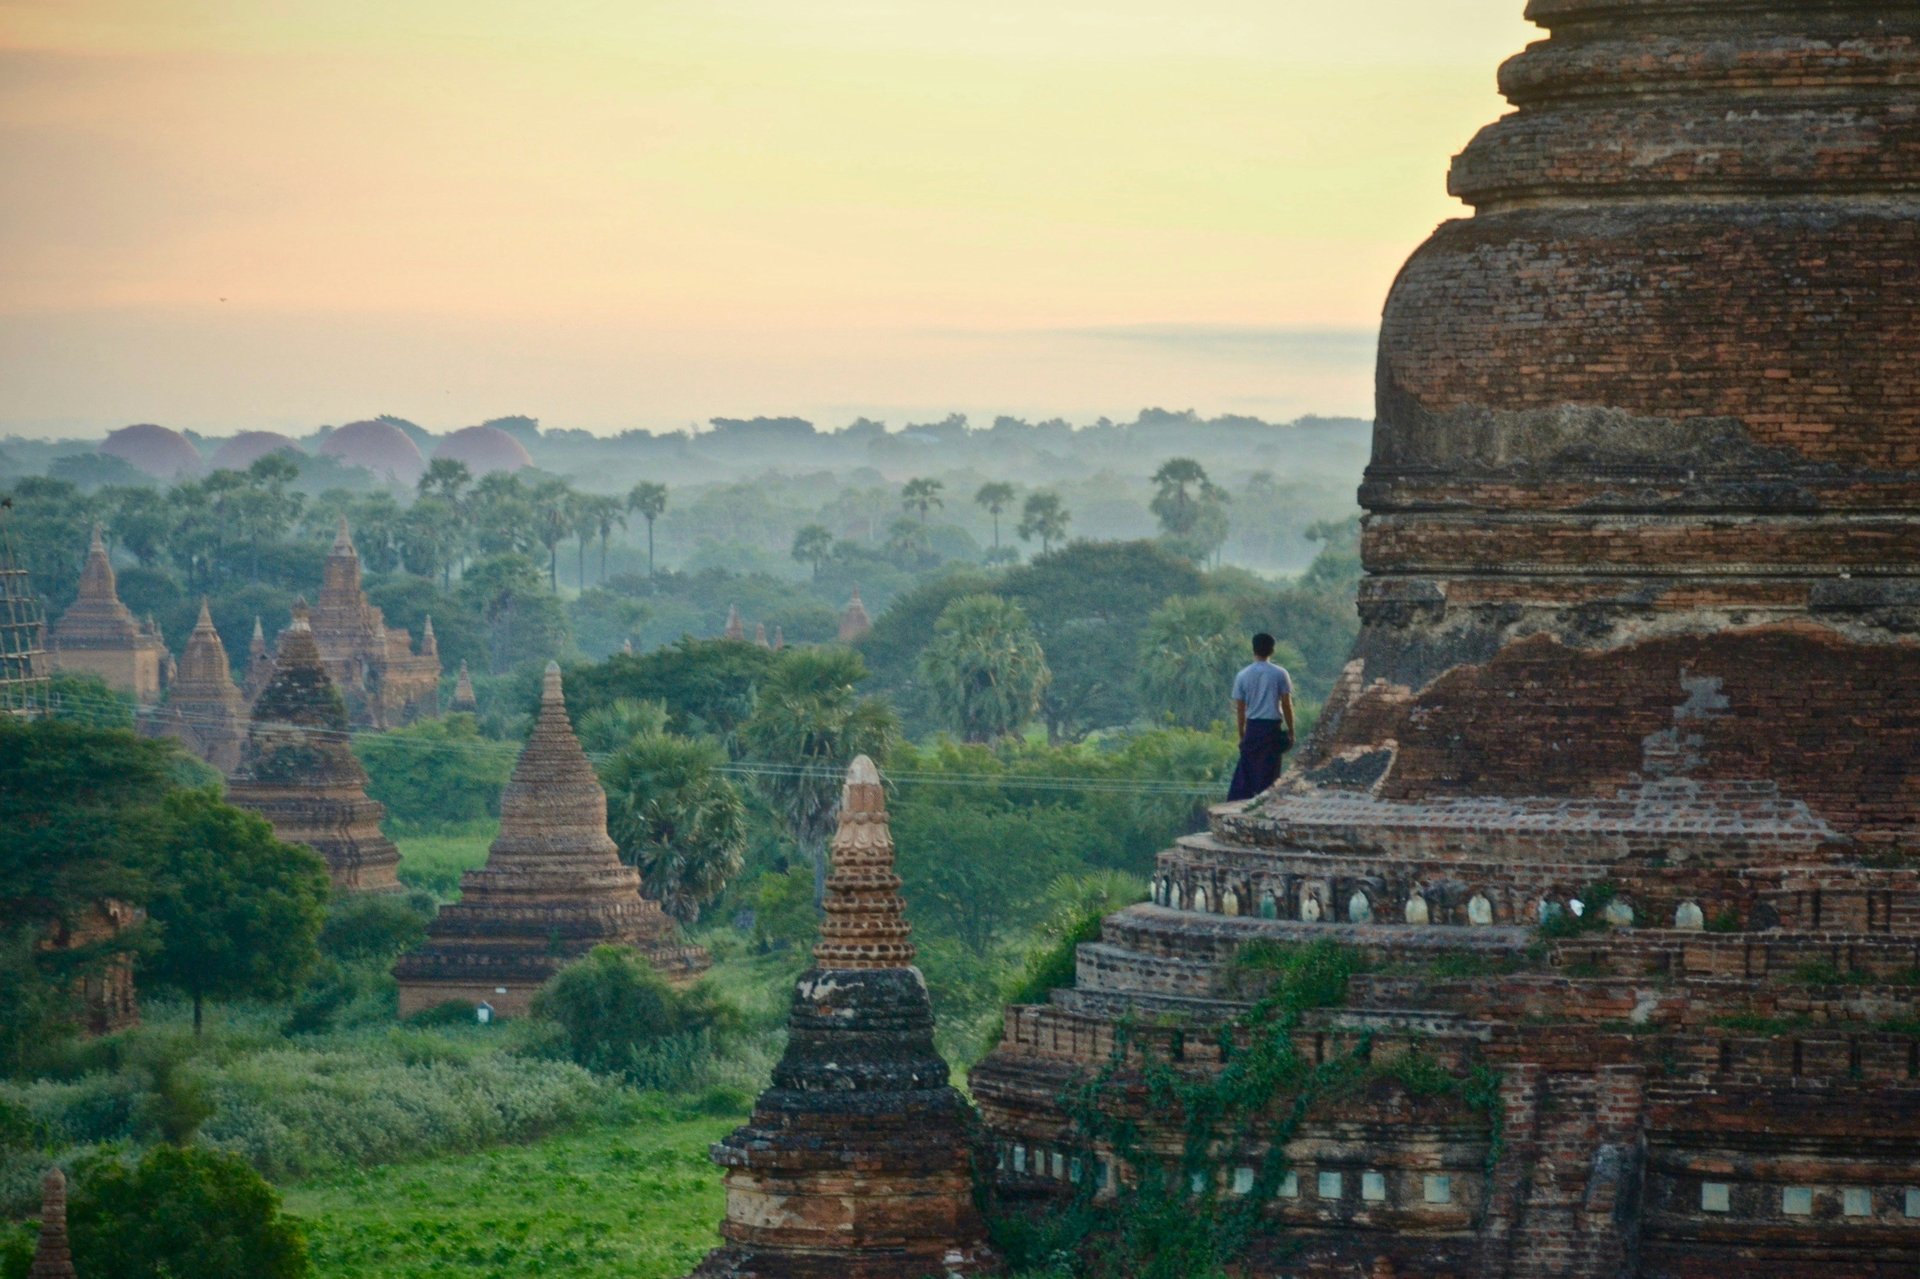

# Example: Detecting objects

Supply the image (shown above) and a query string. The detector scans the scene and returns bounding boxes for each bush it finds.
[531,946,732,1090]
[352,717,515,833]
[69,1145,310,1278]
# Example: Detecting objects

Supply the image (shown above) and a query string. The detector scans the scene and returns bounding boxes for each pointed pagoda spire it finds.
[773,626,785,651]
[51,523,163,702]
[77,524,114,600]
[489,661,615,861]
[450,659,478,712]
[754,622,769,648]
[620,637,634,655]
[813,756,914,970]
[420,615,437,656]
[838,584,872,643]
[161,598,246,774]
[249,614,266,655]
[29,1168,77,1279]
[724,604,745,641]
[332,514,356,557]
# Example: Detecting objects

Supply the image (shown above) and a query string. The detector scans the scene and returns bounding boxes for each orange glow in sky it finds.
[0,1,1536,435]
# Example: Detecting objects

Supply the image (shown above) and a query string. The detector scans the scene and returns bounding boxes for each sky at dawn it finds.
[0,0,1536,436]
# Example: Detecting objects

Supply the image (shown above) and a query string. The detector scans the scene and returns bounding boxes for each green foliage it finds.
[599,732,747,922]
[749,867,817,953]
[353,715,515,833]
[143,790,332,1031]
[392,824,496,901]
[563,638,778,739]
[318,893,433,968]
[576,697,671,755]
[68,1145,310,1278]
[1533,881,1617,940]
[738,646,899,900]
[0,718,176,1069]
[1135,596,1243,731]
[42,672,136,730]
[283,1107,736,1279]
[531,947,732,1091]
[920,594,1051,742]
[1788,960,1870,986]
[457,553,573,675]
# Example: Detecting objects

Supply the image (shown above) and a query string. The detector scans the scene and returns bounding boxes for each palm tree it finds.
[738,647,899,905]
[587,495,627,583]
[1016,491,1070,556]
[627,481,669,576]
[1135,595,1247,730]
[1149,457,1227,537]
[919,594,1051,742]
[530,479,576,591]
[417,458,472,502]
[901,476,944,525]
[974,481,1015,551]
[599,732,748,924]
[791,524,834,579]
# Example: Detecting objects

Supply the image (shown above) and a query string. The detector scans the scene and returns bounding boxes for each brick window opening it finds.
[1906,1188,1920,1219]
[1012,1145,1027,1174]
[1190,1170,1208,1196]
[1424,1174,1453,1205]
[1318,1171,1344,1200]
[1233,1167,1255,1196]
[1280,1171,1300,1198]
[1843,1187,1872,1217]
[1362,1172,1388,1202]
[1782,1187,1813,1216]
[1701,1182,1731,1213]
[1050,1151,1065,1180]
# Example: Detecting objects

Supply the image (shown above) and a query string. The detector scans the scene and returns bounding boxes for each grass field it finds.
[288,1101,740,1279]
[394,822,498,899]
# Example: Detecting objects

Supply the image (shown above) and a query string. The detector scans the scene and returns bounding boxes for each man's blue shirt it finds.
[1231,660,1293,720]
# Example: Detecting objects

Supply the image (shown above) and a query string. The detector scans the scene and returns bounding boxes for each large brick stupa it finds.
[393,662,708,1016]
[226,604,403,893]
[691,756,998,1279]
[972,2,1920,1276]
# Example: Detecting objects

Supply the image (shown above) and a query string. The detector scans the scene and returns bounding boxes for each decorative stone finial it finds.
[754,622,769,648]
[332,515,355,556]
[195,597,214,630]
[420,615,437,656]
[813,755,914,970]
[724,604,745,641]
[75,525,115,601]
[838,585,872,643]
[29,1167,77,1279]
[451,659,478,712]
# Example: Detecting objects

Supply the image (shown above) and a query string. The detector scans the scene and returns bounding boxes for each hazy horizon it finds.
[2,0,1536,438]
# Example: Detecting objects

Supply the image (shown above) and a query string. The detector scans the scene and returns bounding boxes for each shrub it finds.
[531,946,732,1090]
[69,1145,310,1278]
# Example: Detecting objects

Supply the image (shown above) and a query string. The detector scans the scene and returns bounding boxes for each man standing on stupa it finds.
[1226,631,1294,801]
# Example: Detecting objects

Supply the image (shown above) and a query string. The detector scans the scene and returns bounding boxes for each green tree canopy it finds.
[0,718,173,1067]
[353,715,516,832]
[738,647,899,902]
[68,1145,310,1279]
[562,637,778,739]
[921,594,1051,743]
[973,481,1016,551]
[791,523,834,578]
[599,731,747,923]
[1136,595,1247,731]
[532,945,730,1087]
[142,789,331,1032]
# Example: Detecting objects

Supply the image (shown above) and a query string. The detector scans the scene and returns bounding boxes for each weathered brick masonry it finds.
[971,1,1920,1274]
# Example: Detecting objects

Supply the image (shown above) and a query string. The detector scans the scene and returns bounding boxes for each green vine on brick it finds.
[988,940,1506,1279]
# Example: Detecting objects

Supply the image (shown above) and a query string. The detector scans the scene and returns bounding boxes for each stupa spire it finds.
[420,615,437,656]
[331,514,355,557]
[838,584,872,643]
[723,604,745,641]
[77,525,113,599]
[813,756,914,970]
[50,523,163,702]
[28,1168,77,1279]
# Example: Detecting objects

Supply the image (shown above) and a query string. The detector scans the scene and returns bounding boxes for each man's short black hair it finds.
[1251,632,1276,658]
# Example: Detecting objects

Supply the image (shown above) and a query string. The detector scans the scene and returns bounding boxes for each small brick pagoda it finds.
[28,1168,77,1279]
[971,2,1920,1276]
[837,587,871,644]
[691,756,998,1279]
[248,518,438,727]
[49,525,165,703]
[149,599,247,773]
[226,604,403,893]
[393,662,708,1016]
[449,659,478,713]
